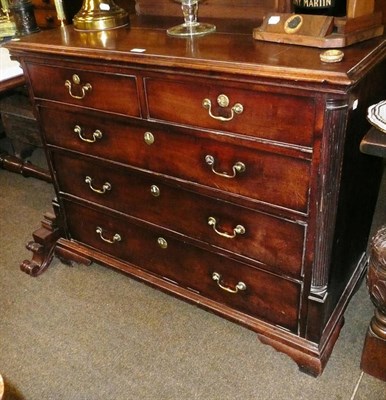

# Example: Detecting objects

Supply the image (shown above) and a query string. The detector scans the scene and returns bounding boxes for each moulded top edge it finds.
[4,25,386,87]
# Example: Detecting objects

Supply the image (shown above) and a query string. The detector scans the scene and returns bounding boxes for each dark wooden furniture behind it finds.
[0,71,51,181]
[0,88,51,181]
[360,127,386,381]
[134,0,290,19]
[31,0,83,29]
[5,6,386,376]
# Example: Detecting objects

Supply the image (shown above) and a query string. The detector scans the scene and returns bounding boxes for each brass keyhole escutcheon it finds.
[144,131,155,145]
[150,185,160,197]
[157,237,168,249]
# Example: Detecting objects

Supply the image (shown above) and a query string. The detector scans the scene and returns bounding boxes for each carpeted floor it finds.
[1,163,385,399]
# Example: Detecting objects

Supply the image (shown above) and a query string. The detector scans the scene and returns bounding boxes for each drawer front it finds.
[145,77,316,147]
[40,106,311,213]
[52,151,305,278]
[63,199,301,332]
[27,64,140,116]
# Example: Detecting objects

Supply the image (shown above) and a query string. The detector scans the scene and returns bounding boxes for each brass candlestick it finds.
[73,0,129,31]
[53,0,66,26]
[1,0,10,18]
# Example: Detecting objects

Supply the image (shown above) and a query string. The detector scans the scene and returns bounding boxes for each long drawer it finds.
[41,106,311,213]
[62,198,301,332]
[144,76,316,147]
[52,150,306,278]
[26,64,140,116]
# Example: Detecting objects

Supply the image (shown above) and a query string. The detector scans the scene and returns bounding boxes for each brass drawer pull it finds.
[212,272,246,294]
[65,74,92,100]
[85,176,111,194]
[96,227,121,244]
[208,216,245,239]
[202,94,243,122]
[205,155,245,179]
[74,125,103,143]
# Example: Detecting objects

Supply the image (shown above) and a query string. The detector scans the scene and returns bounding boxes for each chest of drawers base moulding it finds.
[7,26,386,378]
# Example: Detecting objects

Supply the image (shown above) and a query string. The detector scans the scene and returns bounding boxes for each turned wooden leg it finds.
[360,225,386,381]
[20,199,64,276]
[0,152,52,182]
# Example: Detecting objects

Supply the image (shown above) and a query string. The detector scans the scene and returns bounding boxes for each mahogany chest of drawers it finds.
[6,20,386,376]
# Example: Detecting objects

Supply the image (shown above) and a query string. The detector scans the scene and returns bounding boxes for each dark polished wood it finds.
[360,226,386,381]
[0,88,51,182]
[360,127,386,381]
[31,0,83,28]
[0,75,24,93]
[0,153,51,181]
[20,209,62,277]
[135,0,291,19]
[5,12,386,376]
[360,126,386,157]
[376,0,386,24]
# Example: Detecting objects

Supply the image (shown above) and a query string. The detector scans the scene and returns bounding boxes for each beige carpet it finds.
[1,167,385,400]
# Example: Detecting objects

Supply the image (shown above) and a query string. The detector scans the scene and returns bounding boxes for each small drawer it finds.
[27,63,140,116]
[63,199,301,332]
[40,106,311,213]
[51,151,306,278]
[145,76,316,147]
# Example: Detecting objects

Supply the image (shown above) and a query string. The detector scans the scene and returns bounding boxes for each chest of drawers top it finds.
[6,21,385,86]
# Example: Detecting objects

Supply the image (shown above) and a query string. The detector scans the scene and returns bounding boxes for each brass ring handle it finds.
[202,94,244,122]
[212,272,246,294]
[65,74,92,100]
[74,125,103,143]
[96,227,121,244]
[205,155,245,179]
[85,176,111,194]
[208,217,245,239]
